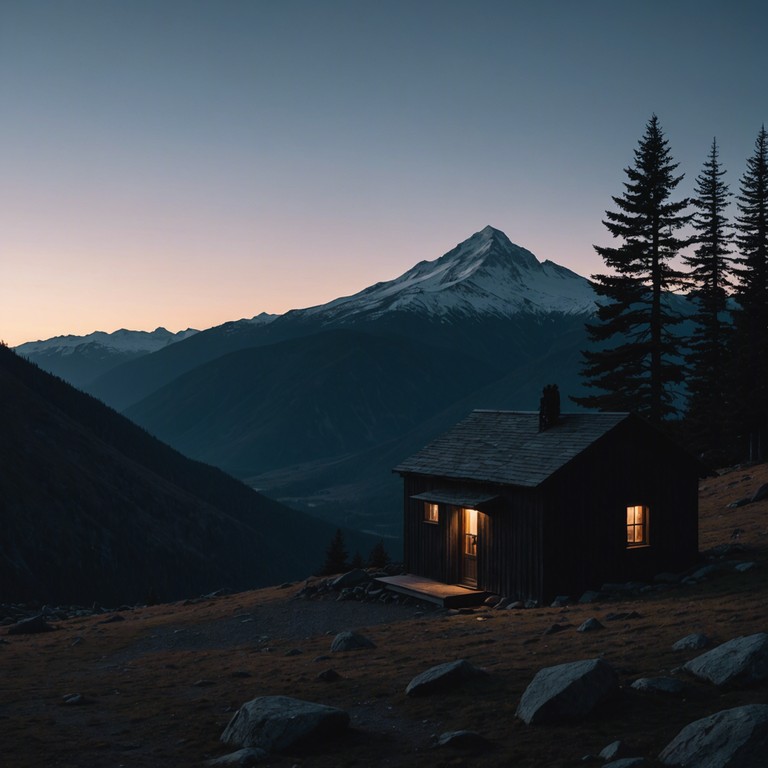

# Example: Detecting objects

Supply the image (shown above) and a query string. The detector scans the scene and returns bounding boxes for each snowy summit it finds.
[301,226,596,323]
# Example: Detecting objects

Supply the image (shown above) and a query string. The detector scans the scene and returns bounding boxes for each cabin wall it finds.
[401,474,544,602]
[541,420,700,600]
[402,418,700,605]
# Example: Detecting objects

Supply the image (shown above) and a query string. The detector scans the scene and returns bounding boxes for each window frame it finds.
[423,502,439,524]
[626,504,649,548]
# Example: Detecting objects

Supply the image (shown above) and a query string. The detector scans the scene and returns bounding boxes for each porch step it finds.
[376,574,490,608]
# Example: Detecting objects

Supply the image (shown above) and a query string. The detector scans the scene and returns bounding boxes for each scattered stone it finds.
[96,614,125,625]
[659,704,768,767]
[316,668,341,682]
[62,693,85,705]
[672,632,711,651]
[405,659,488,697]
[7,615,55,635]
[494,597,511,609]
[550,595,570,607]
[484,595,501,607]
[524,599,539,609]
[330,631,376,652]
[505,601,524,610]
[684,633,768,686]
[515,658,619,725]
[543,622,570,635]
[689,564,719,580]
[578,590,602,604]
[220,696,349,753]
[578,618,604,633]
[284,648,303,656]
[727,497,751,509]
[193,679,215,687]
[600,740,629,760]
[630,676,684,695]
[206,747,267,765]
[434,730,488,749]
[331,569,370,590]
[734,562,757,573]
[751,483,768,503]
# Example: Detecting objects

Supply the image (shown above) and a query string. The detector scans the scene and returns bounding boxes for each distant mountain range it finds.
[0,343,376,606]
[16,326,200,390]
[12,226,642,542]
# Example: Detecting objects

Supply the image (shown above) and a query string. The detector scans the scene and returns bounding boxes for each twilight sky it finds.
[1,0,764,346]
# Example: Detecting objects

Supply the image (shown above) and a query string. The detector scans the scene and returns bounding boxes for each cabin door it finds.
[460,508,478,588]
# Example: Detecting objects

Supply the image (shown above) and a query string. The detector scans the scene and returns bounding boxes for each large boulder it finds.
[683,633,768,686]
[220,696,349,753]
[405,659,487,697]
[659,704,768,767]
[515,658,619,725]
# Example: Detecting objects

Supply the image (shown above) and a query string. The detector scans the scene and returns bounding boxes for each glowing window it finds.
[424,502,439,524]
[626,504,649,546]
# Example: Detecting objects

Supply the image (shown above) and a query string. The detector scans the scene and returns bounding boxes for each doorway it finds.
[460,507,478,588]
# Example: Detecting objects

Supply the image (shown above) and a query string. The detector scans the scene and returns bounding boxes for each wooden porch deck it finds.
[376,574,490,608]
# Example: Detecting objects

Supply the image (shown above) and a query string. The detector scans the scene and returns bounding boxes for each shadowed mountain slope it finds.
[123,329,504,477]
[0,344,374,606]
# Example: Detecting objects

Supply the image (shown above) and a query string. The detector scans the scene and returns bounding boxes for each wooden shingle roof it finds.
[393,410,630,488]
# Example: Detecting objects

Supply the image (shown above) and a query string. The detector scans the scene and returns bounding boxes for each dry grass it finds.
[2,464,768,767]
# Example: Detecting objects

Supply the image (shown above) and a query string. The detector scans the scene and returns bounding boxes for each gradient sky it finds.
[1,0,765,346]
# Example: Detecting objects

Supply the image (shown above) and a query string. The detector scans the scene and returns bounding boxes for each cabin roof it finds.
[393,410,631,487]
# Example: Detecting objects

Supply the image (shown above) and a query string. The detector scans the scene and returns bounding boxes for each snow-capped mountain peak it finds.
[300,226,595,323]
[16,326,199,357]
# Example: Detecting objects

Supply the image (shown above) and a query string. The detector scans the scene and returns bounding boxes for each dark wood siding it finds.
[400,416,700,605]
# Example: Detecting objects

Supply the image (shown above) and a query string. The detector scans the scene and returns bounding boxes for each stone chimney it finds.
[539,384,560,431]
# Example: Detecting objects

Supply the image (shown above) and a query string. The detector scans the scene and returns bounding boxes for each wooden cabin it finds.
[393,397,705,604]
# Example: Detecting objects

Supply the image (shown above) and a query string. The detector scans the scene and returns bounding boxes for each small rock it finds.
[505,601,524,610]
[550,595,570,607]
[630,676,684,695]
[62,693,85,705]
[600,740,628,760]
[734,562,757,573]
[330,631,376,652]
[750,483,768,503]
[484,595,501,607]
[331,569,370,590]
[435,730,488,749]
[543,622,570,635]
[578,590,602,604]
[207,747,267,766]
[96,614,125,625]
[578,618,604,633]
[689,564,719,580]
[193,679,215,687]
[316,668,342,682]
[406,659,488,697]
[726,497,751,508]
[284,648,303,656]
[7,615,55,635]
[672,632,711,651]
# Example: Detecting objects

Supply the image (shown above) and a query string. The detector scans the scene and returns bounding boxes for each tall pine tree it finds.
[683,138,733,458]
[573,115,691,422]
[731,126,768,461]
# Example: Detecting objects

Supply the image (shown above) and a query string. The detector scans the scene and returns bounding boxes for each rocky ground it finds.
[1,464,767,767]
